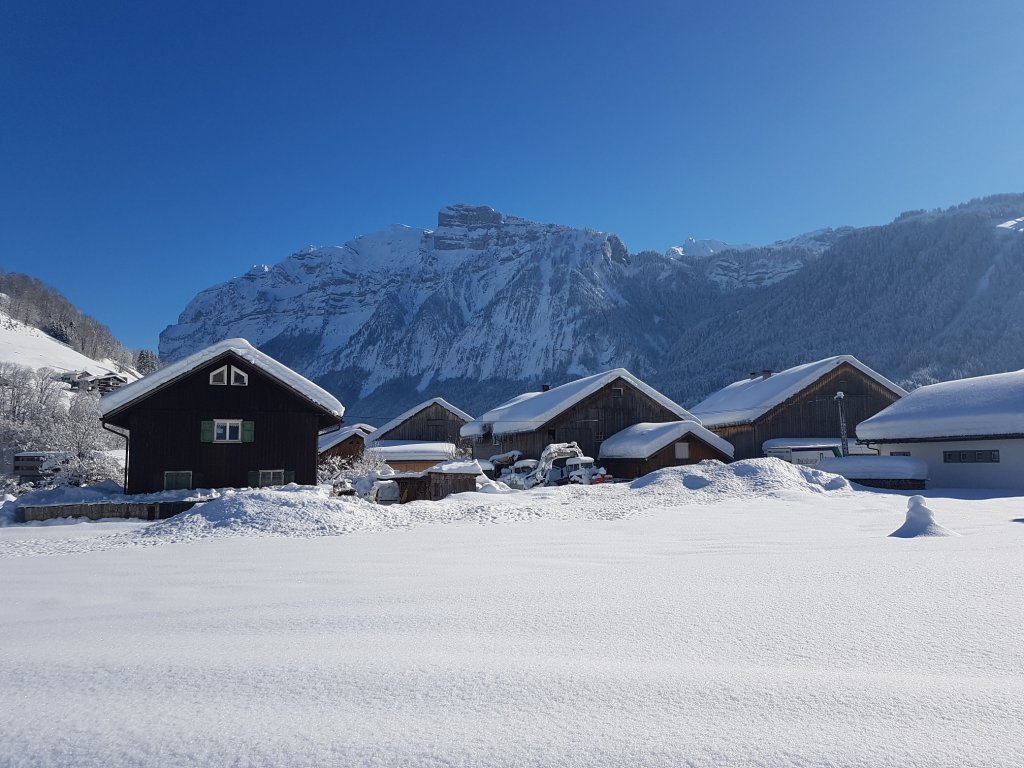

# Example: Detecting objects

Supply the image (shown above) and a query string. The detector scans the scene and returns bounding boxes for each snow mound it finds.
[630,458,850,501]
[889,496,959,538]
[136,486,376,542]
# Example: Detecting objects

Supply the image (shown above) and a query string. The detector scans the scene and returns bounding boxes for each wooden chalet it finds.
[365,397,472,472]
[99,338,343,494]
[597,421,734,479]
[689,355,906,460]
[318,423,375,461]
[461,368,697,462]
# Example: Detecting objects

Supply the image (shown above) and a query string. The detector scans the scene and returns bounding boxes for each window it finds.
[612,387,624,398]
[548,429,556,440]
[164,471,192,491]
[890,451,911,457]
[209,364,248,385]
[944,450,999,463]
[595,432,604,441]
[215,419,242,442]
[260,469,284,487]
[674,442,690,460]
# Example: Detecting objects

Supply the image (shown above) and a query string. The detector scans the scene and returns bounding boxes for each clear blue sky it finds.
[2,1,1022,351]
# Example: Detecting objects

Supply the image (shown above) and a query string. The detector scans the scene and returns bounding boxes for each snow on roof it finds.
[815,456,928,481]
[317,423,375,453]
[856,369,1024,441]
[369,441,458,461]
[427,459,483,475]
[690,355,907,428]
[461,369,693,438]
[99,338,344,418]
[598,421,734,460]
[366,397,472,443]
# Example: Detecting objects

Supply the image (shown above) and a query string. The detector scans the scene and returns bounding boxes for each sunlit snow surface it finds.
[2,460,1023,767]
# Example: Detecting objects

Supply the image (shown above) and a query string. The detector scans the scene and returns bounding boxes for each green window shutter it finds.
[284,470,295,484]
[200,421,214,443]
[247,470,259,487]
[242,421,255,443]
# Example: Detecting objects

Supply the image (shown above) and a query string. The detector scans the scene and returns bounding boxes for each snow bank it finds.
[889,496,959,538]
[816,455,929,480]
[630,458,850,501]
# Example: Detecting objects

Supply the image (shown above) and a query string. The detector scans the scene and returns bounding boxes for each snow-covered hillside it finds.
[2,464,1022,766]
[0,309,131,377]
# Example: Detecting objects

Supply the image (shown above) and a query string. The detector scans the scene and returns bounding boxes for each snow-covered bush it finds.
[318,448,393,499]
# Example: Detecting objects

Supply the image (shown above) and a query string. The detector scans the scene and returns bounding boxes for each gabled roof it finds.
[318,423,375,453]
[690,355,906,429]
[98,338,344,419]
[461,368,694,438]
[370,441,458,461]
[366,397,473,444]
[856,369,1024,441]
[598,421,734,460]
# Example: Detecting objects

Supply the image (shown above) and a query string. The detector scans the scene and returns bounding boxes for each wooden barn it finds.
[461,368,695,462]
[318,423,375,461]
[365,397,472,472]
[597,421,734,479]
[99,338,344,494]
[689,355,906,460]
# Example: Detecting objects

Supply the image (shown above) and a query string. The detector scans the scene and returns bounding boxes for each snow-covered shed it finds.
[99,338,343,494]
[597,421,734,479]
[318,423,375,461]
[362,398,472,471]
[461,368,695,462]
[856,369,1024,490]
[689,355,906,460]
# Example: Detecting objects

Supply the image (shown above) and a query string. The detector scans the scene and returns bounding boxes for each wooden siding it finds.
[378,402,468,443]
[600,435,731,480]
[473,377,682,460]
[321,434,366,461]
[110,352,340,494]
[710,362,902,460]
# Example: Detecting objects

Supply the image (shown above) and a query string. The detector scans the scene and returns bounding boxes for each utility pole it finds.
[834,391,849,457]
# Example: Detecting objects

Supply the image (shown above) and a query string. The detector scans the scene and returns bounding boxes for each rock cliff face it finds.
[160,196,1024,422]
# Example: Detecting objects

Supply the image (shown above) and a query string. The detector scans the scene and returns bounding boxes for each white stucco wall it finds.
[877,439,1024,491]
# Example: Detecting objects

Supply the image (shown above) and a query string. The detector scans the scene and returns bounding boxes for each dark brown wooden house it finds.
[689,356,906,460]
[597,421,734,479]
[99,338,344,494]
[461,368,695,461]
[365,397,472,472]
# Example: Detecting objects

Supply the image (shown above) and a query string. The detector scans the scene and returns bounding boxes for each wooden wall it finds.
[321,434,366,461]
[712,362,902,460]
[473,377,682,460]
[378,402,468,443]
[110,353,339,494]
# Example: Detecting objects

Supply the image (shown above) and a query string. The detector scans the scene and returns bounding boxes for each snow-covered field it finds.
[2,461,1023,766]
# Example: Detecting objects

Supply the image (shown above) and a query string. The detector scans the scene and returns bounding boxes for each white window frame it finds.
[214,419,243,443]
[259,469,285,487]
[230,366,249,386]
[674,442,690,460]
[209,365,228,385]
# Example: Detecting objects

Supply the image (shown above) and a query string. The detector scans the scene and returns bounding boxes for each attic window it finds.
[230,366,248,386]
[209,366,228,385]
[612,387,624,398]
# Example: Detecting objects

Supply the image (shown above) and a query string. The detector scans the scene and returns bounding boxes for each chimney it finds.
[761,369,773,379]
[541,383,551,392]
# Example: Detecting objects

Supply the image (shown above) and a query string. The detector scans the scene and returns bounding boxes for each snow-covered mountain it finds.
[161,195,1024,422]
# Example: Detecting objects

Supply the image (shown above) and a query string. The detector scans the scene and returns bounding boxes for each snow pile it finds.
[429,459,482,474]
[889,496,959,538]
[630,458,850,501]
[816,455,929,480]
